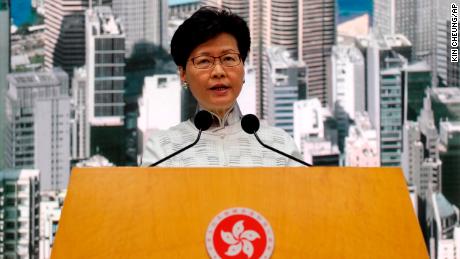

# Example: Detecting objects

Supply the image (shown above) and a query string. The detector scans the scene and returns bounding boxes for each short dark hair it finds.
[170,6,251,69]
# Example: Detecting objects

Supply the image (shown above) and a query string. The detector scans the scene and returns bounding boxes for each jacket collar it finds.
[192,103,242,132]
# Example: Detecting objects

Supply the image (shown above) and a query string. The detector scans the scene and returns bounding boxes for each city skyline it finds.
[0,0,459,258]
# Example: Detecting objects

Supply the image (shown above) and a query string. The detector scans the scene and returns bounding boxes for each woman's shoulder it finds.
[258,120,292,140]
[148,120,197,141]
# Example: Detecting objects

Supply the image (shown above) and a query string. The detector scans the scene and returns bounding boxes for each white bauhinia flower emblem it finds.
[221,220,261,258]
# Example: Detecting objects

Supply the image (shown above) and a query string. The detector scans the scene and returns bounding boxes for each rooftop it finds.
[440,121,460,132]
[403,61,431,72]
[169,0,199,6]
[332,44,364,64]
[433,192,457,219]
[87,6,123,36]
[431,87,460,104]
[7,69,67,87]
[337,13,369,37]
[384,34,412,48]
[266,46,305,68]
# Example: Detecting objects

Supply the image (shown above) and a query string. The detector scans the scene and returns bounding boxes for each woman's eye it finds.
[196,58,212,65]
[223,55,236,62]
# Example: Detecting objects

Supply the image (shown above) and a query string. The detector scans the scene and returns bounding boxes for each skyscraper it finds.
[299,0,336,105]
[402,61,431,122]
[430,87,460,128]
[373,0,417,58]
[293,98,339,165]
[265,46,306,136]
[112,0,168,57]
[71,67,90,161]
[85,6,125,126]
[330,44,365,151]
[0,169,40,257]
[6,69,71,191]
[439,121,460,209]
[0,0,10,169]
[345,112,379,166]
[426,192,460,259]
[401,121,442,200]
[44,0,111,76]
[85,6,126,164]
[366,33,411,166]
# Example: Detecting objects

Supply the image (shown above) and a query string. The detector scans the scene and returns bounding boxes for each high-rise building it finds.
[402,122,423,184]
[299,0,336,105]
[373,0,417,59]
[430,87,460,128]
[418,92,438,156]
[0,0,10,169]
[402,62,432,122]
[39,190,65,259]
[374,0,460,86]
[169,0,200,19]
[329,44,365,151]
[293,98,339,165]
[6,69,71,191]
[85,6,126,164]
[71,67,90,161]
[0,169,40,258]
[112,0,168,57]
[44,0,111,76]
[439,121,460,209]
[330,44,365,120]
[138,74,182,135]
[264,46,306,136]
[85,6,125,126]
[402,121,442,200]
[302,139,340,166]
[367,33,410,166]
[426,192,460,259]
[345,112,379,166]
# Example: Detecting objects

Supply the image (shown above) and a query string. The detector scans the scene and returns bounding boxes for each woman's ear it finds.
[178,66,186,82]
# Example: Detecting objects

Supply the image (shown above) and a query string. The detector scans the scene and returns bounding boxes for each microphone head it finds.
[194,110,213,131]
[241,114,260,134]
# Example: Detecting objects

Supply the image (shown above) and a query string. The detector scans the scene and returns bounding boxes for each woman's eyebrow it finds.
[195,49,239,56]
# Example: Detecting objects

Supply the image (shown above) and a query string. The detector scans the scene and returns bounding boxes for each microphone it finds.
[241,114,311,166]
[149,110,213,167]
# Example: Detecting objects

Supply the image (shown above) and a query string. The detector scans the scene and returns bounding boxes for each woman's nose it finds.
[210,62,226,78]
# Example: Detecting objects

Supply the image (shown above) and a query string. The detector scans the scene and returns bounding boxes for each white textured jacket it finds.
[141,104,302,167]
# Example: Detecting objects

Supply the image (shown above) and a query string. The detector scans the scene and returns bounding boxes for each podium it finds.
[51,167,428,258]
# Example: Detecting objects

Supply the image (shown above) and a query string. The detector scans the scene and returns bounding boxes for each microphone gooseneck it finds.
[149,110,213,167]
[241,114,311,167]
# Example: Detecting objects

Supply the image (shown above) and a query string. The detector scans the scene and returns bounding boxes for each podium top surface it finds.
[52,167,428,259]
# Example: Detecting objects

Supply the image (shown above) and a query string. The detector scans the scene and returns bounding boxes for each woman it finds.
[141,7,301,167]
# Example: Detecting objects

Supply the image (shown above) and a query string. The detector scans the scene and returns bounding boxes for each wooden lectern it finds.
[51,167,428,258]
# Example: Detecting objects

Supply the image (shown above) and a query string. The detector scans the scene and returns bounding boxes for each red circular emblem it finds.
[206,208,274,259]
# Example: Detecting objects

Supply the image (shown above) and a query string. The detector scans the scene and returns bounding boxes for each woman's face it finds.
[179,33,245,117]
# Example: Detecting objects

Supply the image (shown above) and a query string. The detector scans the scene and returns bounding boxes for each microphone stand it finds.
[252,132,312,167]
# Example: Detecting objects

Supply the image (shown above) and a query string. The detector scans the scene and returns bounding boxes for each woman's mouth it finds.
[210,86,229,91]
[209,85,230,95]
